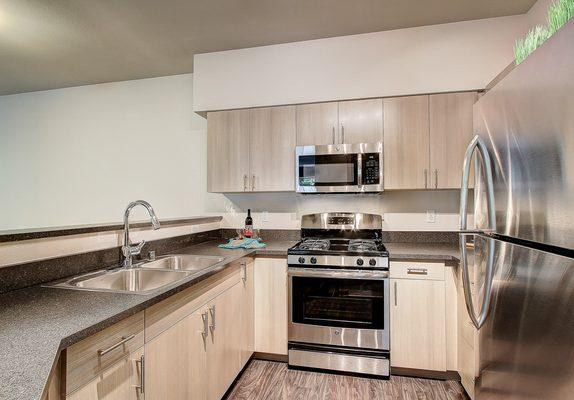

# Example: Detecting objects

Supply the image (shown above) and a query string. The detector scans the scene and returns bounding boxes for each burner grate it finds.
[298,239,330,251]
[348,239,378,252]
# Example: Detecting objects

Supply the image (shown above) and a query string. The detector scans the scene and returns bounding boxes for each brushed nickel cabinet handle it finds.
[209,305,216,331]
[424,169,428,189]
[134,354,145,394]
[200,310,209,338]
[251,174,255,191]
[243,174,248,191]
[242,262,247,283]
[341,124,345,144]
[97,334,135,356]
[407,268,428,275]
[332,126,336,144]
[434,169,438,189]
[394,281,397,306]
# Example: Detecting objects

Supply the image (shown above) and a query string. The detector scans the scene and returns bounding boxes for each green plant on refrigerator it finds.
[514,0,574,65]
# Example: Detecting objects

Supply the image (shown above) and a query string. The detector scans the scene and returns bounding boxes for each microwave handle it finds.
[357,153,363,186]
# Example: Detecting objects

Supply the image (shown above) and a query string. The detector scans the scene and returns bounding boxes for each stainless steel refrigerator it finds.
[458,21,574,400]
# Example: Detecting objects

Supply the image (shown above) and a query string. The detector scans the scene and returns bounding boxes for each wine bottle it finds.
[244,209,253,238]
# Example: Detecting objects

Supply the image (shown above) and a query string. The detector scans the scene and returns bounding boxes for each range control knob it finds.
[369,259,377,266]
[356,258,364,266]
[310,257,317,264]
[298,257,305,264]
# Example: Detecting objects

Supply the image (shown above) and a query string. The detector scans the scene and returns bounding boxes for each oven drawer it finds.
[390,261,445,280]
[289,347,389,377]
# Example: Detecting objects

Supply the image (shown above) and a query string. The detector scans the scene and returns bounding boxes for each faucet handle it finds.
[134,240,146,254]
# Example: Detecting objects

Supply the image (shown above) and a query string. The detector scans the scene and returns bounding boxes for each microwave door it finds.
[297,153,359,192]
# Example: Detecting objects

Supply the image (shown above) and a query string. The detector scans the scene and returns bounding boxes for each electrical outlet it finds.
[426,210,436,223]
[262,211,269,222]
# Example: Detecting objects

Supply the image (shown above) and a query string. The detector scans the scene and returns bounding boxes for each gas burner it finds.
[348,239,378,253]
[298,238,330,251]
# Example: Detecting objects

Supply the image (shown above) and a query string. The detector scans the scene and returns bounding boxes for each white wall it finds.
[0,74,226,230]
[193,15,528,111]
[218,191,467,231]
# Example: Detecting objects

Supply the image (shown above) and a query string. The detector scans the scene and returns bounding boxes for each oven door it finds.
[295,143,383,193]
[288,267,390,351]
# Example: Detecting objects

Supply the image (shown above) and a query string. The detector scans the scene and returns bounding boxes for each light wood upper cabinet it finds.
[383,95,430,189]
[207,109,250,192]
[296,102,339,146]
[67,347,144,400]
[145,310,207,400]
[338,99,383,144]
[254,258,288,355]
[249,106,296,191]
[430,92,477,189]
[390,278,447,371]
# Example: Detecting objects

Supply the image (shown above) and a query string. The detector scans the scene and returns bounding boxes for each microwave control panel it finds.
[362,153,380,185]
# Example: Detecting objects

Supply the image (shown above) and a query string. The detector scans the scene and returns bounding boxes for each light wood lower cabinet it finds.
[391,278,446,371]
[207,282,243,400]
[240,259,255,366]
[254,258,288,355]
[144,261,251,400]
[389,261,458,373]
[67,347,144,400]
[145,310,207,400]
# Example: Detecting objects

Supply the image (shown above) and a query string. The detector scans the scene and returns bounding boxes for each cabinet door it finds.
[254,258,288,355]
[240,260,255,367]
[145,310,207,400]
[207,110,250,192]
[296,102,338,146]
[207,283,243,400]
[390,278,446,371]
[383,95,430,189]
[250,106,296,191]
[67,347,144,400]
[430,92,477,189]
[338,98,383,144]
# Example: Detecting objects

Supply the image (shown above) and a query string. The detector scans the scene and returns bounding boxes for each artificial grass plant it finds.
[514,0,574,65]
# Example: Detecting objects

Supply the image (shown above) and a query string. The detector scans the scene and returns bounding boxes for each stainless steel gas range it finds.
[287,212,390,378]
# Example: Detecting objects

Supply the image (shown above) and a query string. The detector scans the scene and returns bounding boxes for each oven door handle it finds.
[288,267,389,280]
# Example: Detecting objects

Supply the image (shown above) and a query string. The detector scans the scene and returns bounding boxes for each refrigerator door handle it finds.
[459,135,496,232]
[460,233,496,329]
[459,134,497,330]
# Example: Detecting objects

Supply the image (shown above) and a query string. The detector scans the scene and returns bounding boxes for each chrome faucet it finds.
[122,200,161,267]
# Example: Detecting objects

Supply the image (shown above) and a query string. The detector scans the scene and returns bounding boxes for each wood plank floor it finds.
[226,360,468,400]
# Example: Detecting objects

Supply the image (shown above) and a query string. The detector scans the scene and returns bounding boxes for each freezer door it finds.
[472,21,574,250]
[471,235,574,400]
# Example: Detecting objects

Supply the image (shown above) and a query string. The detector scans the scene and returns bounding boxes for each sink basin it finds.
[141,254,224,271]
[58,268,191,294]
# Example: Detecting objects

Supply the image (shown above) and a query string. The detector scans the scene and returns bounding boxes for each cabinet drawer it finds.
[65,312,144,395]
[390,261,445,280]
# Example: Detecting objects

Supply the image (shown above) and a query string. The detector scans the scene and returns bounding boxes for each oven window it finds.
[298,154,358,186]
[291,276,385,329]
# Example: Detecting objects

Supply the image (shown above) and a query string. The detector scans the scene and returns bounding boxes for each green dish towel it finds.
[218,238,267,249]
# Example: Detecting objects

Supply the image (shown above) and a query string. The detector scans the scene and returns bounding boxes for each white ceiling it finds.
[0,0,536,96]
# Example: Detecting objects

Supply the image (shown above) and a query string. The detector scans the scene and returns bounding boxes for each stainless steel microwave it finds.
[295,142,383,193]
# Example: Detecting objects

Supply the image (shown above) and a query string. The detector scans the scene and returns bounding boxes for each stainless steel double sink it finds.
[47,254,225,295]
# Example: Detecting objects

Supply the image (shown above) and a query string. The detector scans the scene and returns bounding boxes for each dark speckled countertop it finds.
[0,238,458,400]
[387,242,460,263]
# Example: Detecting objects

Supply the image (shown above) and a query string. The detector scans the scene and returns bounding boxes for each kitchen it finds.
[0,0,573,399]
